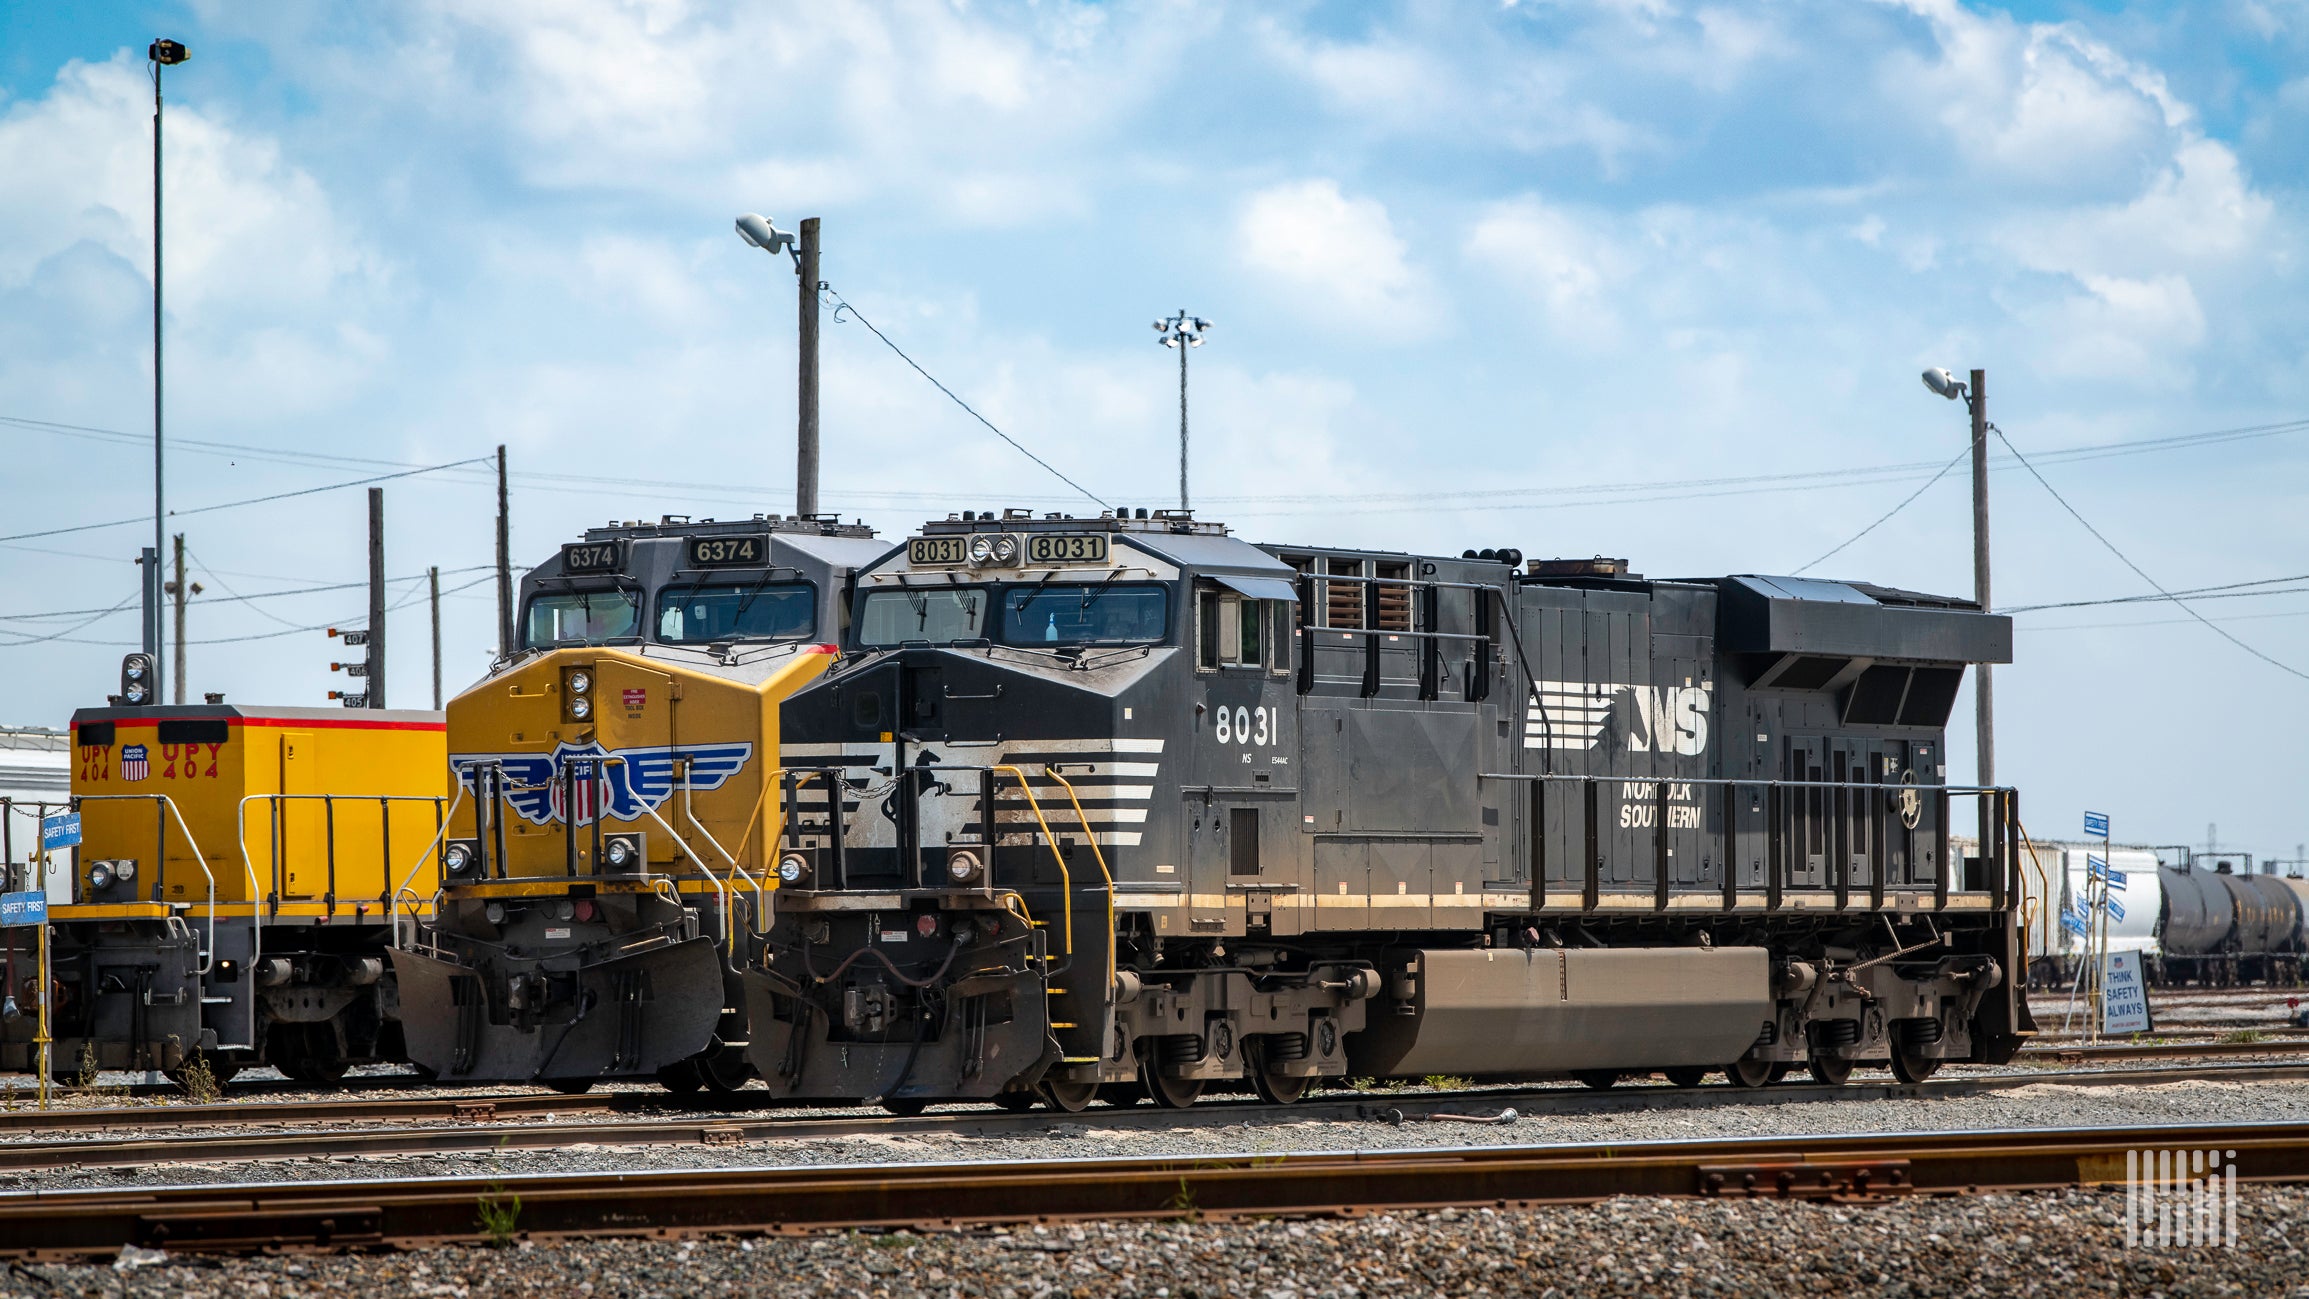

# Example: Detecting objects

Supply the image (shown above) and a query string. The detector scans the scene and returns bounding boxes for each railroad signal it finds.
[327,628,373,705]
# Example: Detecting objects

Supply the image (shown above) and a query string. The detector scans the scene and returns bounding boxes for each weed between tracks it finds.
[477,1183,522,1247]
[176,1054,220,1105]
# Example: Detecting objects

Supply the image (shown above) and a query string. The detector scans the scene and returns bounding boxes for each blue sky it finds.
[1,0,2305,856]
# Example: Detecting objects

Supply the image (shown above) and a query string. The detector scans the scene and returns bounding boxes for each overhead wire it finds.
[0,456,493,545]
[1791,446,1970,575]
[1992,426,2309,682]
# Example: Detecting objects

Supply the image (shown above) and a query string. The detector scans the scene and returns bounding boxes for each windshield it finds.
[1001,584,1168,645]
[523,588,642,648]
[657,582,816,644]
[857,588,989,646]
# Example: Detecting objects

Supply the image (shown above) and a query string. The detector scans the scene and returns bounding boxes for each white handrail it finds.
[390,785,467,949]
[74,793,218,974]
[681,768,770,938]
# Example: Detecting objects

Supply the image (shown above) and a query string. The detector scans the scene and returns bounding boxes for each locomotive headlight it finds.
[124,681,149,704]
[124,660,146,682]
[967,534,995,564]
[89,863,115,891]
[603,834,642,871]
[946,849,983,885]
[990,534,1019,565]
[442,841,476,877]
[777,853,811,885]
[561,667,595,723]
[569,695,593,720]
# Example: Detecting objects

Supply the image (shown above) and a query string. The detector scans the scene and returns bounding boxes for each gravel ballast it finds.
[6,1187,2305,1298]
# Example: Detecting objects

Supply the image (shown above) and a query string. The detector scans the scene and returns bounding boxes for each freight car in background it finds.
[742,508,2032,1107]
[2007,840,2165,990]
[0,680,446,1084]
[2151,849,2309,986]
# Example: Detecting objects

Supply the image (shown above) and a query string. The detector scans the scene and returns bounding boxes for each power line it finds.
[2003,573,2309,614]
[1994,426,2309,682]
[818,289,1106,509]
[1791,446,1969,575]
[0,457,493,545]
[0,592,142,648]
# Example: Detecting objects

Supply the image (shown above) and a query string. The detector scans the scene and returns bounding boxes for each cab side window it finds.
[1196,586,1267,670]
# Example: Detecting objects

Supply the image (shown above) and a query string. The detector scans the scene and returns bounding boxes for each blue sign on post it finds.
[38,811,79,852]
[0,892,45,927]
[2084,811,2110,838]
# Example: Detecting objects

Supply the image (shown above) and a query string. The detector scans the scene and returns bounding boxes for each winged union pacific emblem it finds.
[450,741,755,826]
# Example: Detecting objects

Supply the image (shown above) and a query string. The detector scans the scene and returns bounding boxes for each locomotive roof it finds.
[582,513,876,541]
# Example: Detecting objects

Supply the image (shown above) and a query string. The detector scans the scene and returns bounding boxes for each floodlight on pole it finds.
[1154,309,1211,512]
[146,37,188,704]
[736,212,822,517]
[1922,364,1992,787]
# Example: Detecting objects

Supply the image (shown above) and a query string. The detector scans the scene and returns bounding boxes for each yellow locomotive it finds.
[393,514,886,1090]
[0,657,445,1083]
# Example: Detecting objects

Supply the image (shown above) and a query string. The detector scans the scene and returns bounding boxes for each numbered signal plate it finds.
[684,533,771,568]
[561,540,624,574]
[908,536,969,566]
[1025,533,1109,564]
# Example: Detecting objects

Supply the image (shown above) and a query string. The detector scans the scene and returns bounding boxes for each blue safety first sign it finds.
[0,892,45,927]
[2084,811,2110,837]
[38,811,79,852]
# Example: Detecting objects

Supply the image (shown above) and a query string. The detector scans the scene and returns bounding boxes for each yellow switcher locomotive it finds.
[1,666,446,1085]
[393,514,888,1091]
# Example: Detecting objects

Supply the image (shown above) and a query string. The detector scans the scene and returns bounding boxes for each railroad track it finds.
[5,1119,2305,1259]
[3,1061,2306,1173]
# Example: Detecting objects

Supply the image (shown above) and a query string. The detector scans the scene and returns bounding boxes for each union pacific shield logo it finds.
[450,741,754,826]
[120,744,150,782]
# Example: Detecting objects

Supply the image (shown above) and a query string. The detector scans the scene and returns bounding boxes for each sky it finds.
[0,0,2305,858]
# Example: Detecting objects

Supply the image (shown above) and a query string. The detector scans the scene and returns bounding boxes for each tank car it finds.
[392,514,889,1090]
[2013,842,2163,990]
[0,672,446,1084]
[735,509,2031,1110]
[2154,852,2306,985]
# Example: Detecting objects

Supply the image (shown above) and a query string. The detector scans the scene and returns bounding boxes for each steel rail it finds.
[6,1061,2309,1169]
[6,1120,2309,1258]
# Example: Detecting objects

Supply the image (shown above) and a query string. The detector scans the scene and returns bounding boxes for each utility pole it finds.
[494,444,512,658]
[164,534,199,704]
[1154,310,1212,511]
[146,39,189,703]
[138,548,162,693]
[1968,368,1991,789]
[367,488,386,710]
[796,217,821,518]
[428,566,442,710]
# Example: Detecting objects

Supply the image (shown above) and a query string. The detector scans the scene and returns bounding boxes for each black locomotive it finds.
[746,509,2033,1109]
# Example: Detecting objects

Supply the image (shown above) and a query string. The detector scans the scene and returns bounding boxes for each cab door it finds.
[278,732,322,899]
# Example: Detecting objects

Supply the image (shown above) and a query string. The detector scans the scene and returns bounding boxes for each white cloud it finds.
[1235,180,1437,333]
[1463,196,1631,340]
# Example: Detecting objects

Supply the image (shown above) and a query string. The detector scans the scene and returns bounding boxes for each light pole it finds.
[147,38,188,702]
[735,213,820,518]
[1154,310,1211,512]
[1923,365,1991,786]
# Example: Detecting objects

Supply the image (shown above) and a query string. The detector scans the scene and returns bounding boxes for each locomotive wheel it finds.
[880,1096,928,1117]
[991,1089,1039,1112]
[697,1047,752,1094]
[1806,1057,1853,1087]
[1251,1068,1310,1106]
[1099,1082,1145,1108]
[1661,1067,1710,1089]
[1042,1078,1098,1113]
[1889,1044,1942,1084]
[1724,1059,1775,1089]
[543,1076,597,1095]
[1139,1055,1206,1109]
[656,1060,703,1095]
[1572,1070,1620,1091]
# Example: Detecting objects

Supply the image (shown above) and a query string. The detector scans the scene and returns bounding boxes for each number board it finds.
[1025,534,1109,564]
[561,541,624,574]
[908,537,968,566]
[685,534,769,568]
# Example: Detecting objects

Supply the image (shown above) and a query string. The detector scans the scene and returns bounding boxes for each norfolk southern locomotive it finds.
[749,509,2033,1109]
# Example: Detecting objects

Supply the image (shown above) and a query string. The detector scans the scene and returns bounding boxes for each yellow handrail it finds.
[2013,818,2053,959]
[1039,764,1116,994]
[994,765,1074,964]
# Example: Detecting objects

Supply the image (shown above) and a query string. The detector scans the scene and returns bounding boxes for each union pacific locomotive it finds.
[762,509,2032,1107]
[394,514,886,1090]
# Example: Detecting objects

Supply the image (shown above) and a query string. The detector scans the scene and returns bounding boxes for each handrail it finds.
[679,762,770,943]
[73,793,219,972]
[1040,765,1116,995]
[2013,820,2053,957]
[993,765,1075,968]
[390,784,467,949]
[631,796,735,964]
